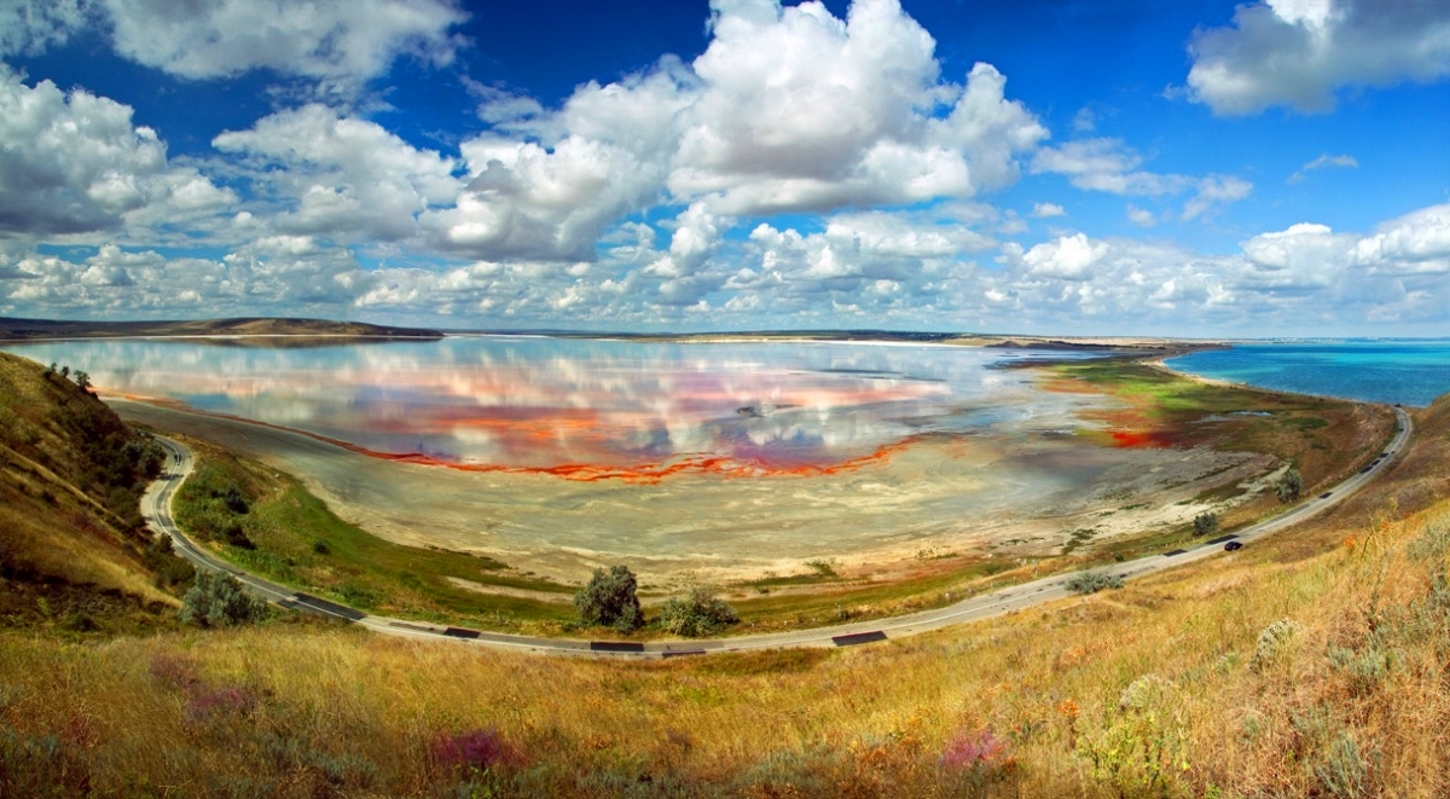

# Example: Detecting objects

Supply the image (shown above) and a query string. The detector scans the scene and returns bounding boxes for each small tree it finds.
[657,586,739,637]
[1276,468,1303,503]
[574,565,643,632]
[1193,512,1220,536]
[181,571,268,628]
[74,370,91,392]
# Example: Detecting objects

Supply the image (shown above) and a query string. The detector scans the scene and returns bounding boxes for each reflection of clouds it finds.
[1,337,1105,470]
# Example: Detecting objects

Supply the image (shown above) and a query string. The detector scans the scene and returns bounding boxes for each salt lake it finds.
[2,336,1261,582]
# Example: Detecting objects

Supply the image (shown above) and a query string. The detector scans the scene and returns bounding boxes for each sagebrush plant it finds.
[657,586,739,637]
[180,571,269,627]
[1065,569,1124,594]
[1249,617,1301,672]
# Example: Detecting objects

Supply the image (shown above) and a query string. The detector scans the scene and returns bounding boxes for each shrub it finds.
[1065,570,1124,594]
[1193,512,1220,536]
[220,484,249,514]
[181,571,269,628]
[1250,617,1302,672]
[1314,732,1378,798]
[657,586,739,637]
[1277,468,1303,503]
[574,565,643,632]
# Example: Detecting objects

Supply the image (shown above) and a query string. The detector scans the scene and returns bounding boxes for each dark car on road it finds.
[1224,541,1244,552]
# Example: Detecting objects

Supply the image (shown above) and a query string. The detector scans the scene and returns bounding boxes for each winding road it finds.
[142,406,1412,658]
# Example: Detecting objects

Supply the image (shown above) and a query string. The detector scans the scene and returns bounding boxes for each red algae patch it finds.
[362,439,913,482]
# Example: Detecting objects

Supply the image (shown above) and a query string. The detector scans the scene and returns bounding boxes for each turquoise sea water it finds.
[1167,341,1450,407]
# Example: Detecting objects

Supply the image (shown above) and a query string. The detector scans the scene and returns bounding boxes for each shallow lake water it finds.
[4,336,1254,580]
[5,336,1096,476]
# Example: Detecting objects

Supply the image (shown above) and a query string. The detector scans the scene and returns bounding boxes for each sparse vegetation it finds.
[0,351,186,633]
[180,571,269,628]
[169,442,576,628]
[657,586,740,637]
[805,558,838,578]
[1065,570,1124,594]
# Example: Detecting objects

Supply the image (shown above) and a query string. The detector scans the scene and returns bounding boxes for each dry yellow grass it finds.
[3,470,1448,796]
[2,347,1446,795]
[0,353,181,633]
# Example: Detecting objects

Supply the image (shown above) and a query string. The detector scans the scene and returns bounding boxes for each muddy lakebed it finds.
[6,336,1266,583]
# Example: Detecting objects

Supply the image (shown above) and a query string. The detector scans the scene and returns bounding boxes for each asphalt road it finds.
[143,406,1412,658]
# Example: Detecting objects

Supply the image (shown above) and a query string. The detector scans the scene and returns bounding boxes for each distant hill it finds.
[0,352,188,633]
[0,316,443,341]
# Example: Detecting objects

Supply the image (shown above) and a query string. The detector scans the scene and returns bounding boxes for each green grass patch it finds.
[173,446,576,629]
[728,558,1024,629]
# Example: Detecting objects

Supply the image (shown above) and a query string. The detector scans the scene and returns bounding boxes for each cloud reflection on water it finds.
[4,336,1090,477]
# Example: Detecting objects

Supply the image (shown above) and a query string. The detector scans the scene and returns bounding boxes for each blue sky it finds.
[1,0,1448,336]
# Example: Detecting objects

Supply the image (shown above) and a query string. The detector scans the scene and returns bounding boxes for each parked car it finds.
[1224,540,1244,552]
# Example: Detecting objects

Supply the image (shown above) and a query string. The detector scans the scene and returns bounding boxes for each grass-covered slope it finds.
[169,439,578,628]
[0,352,187,633]
[1,350,1444,796]
[1,410,1447,796]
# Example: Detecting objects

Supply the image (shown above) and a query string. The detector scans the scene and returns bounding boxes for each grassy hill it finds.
[0,352,189,634]
[1,355,1447,795]
[0,315,443,341]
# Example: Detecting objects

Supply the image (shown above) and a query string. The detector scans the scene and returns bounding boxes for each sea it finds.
[1167,340,1450,407]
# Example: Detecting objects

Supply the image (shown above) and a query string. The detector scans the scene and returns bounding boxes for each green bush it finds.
[1193,512,1220,536]
[142,535,196,591]
[181,571,269,628]
[574,565,643,632]
[657,586,739,637]
[1276,468,1303,503]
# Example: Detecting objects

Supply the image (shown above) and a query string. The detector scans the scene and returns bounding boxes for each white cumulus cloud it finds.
[1020,233,1109,280]
[431,0,1045,261]
[214,104,459,242]
[0,68,235,239]
[1187,0,1450,115]
[1353,203,1450,275]
[0,0,93,57]
[102,0,466,86]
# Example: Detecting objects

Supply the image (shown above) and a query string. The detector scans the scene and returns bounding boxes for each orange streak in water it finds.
[132,401,916,482]
[360,439,915,483]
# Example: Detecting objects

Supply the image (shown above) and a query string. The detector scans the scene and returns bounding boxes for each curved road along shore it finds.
[142,406,1412,658]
